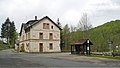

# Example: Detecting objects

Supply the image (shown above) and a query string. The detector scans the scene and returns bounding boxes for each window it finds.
[26,33,27,40]
[39,33,43,39]
[51,26,53,29]
[40,43,43,45]
[39,43,43,52]
[43,23,49,29]
[49,43,53,50]
[49,33,53,39]
[28,33,30,39]
[22,35,24,40]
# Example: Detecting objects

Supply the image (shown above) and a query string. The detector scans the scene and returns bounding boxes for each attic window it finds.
[51,26,53,29]
[43,23,49,29]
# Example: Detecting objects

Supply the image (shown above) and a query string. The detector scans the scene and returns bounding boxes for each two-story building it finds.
[18,16,62,52]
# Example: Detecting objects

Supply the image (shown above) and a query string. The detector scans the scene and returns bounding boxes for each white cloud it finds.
[61,10,82,26]
[0,0,120,32]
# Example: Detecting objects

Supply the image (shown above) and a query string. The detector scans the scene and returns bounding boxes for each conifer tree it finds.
[1,18,11,44]
[9,21,17,46]
[62,24,70,50]
[1,18,17,46]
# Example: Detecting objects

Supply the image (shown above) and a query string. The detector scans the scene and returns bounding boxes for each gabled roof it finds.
[71,39,93,45]
[26,20,38,25]
[19,16,62,36]
[26,16,62,30]
[19,23,26,36]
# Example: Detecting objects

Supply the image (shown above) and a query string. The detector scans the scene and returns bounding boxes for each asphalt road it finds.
[0,49,119,68]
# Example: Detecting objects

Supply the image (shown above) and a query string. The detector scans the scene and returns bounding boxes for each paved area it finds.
[54,54,120,67]
[0,49,120,68]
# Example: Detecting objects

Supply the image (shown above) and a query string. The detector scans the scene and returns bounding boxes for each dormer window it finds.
[43,23,49,29]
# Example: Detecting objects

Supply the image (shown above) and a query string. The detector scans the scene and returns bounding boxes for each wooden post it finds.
[71,45,72,54]
[86,45,88,55]
[89,44,90,55]
[86,44,90,55]
[83,45,84,55]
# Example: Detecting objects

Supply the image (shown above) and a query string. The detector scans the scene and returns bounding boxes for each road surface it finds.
[0,49,119,68]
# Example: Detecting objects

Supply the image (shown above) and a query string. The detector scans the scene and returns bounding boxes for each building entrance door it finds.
[39,43,43,52]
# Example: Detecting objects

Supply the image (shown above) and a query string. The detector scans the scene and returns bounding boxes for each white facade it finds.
[19,16,61,52]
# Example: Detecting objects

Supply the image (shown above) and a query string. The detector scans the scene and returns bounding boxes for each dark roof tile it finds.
[71,39,93,45]
[20,16,62,36]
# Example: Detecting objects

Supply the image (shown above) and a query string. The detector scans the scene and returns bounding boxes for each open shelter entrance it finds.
[71,39,93,55]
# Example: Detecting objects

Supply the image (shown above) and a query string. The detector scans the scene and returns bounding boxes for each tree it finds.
[1,18,17,47]
[78,13,92,39]
[62,24,70,51]
[69,25,82,42]
[1,18,11,44]
[70,25,76,32]
[1,23,6,38]
[9,21,18,47]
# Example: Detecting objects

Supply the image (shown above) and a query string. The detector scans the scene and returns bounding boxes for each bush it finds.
[0,43,10,50]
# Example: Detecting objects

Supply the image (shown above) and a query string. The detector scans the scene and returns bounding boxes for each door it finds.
[39,43,43,52]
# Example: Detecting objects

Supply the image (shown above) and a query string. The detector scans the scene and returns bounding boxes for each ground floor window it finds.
[49,43,53,50]
[39,43,43,52]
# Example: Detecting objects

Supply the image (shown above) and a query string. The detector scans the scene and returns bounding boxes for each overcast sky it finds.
[0,0,120,32]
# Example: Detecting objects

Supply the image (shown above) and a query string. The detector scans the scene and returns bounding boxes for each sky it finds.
[0,0,120,32]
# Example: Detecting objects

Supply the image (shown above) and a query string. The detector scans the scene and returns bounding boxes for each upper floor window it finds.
[39,33,43,39]
[28,33,30,39]
[49,33,53,39]
[51,26,53,29]
[43,23,49,29]
[26,33,27,40]
[22,35,24,41]
[49,43,53,50]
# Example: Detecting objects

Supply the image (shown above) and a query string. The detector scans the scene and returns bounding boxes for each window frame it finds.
[51,25,53,29]
[49,33,53,39]
[43,23,49,29]
[39,32,43,39]
[49,43,53,50]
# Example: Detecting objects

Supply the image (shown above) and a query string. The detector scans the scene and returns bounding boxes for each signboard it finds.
[87,47,89,50]
[116,46,118,48]
[87,40,89,44]
[108,40,113,45]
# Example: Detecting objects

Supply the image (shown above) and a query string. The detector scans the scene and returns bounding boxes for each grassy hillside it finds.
[89,20,120,52]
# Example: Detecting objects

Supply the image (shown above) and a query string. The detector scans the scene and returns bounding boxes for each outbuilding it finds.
[71,39,93,55]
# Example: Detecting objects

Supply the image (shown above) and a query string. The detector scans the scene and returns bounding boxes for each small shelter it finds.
[71,39,93,55]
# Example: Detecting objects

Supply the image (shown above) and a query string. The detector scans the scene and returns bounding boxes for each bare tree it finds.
[70,25,76,32]
[78,13,92,39]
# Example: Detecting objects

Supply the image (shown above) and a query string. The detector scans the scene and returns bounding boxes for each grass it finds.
[28,52,69,54]
[88,55,120,60]
[0,43,11,51]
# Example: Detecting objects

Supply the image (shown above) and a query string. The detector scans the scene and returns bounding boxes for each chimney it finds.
[57,18,61,27]
[57,18,59,25]
[35,16,37,20]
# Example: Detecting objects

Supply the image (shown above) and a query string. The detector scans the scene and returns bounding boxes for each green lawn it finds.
[28,52,64,54]
[88,55,120,60]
